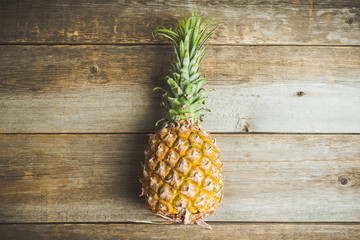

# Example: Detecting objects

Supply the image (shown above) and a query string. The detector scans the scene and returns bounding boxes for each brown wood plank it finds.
[0,134,359,223]
[0,0,359,45]
[1,45,359,133]
[1,223,360,240]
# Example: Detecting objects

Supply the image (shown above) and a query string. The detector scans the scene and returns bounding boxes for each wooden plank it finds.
[0,0,359,45]
[1,223,360,240]
[1,45,359,133]
[0,134,359,223]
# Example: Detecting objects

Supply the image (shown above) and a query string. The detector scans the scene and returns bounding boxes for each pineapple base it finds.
[141,119,224,224]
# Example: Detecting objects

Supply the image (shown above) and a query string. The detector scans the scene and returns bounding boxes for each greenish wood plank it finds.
[1,134,359,222]
[1,223,360,240]
[0,0,359,44]
[1,45,359,133]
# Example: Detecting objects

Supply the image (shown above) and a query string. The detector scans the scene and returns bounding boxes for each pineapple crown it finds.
[154,8,220,125]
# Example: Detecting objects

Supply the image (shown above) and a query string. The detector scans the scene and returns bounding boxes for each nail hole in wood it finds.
[338,176,350,185]
[242,125,249,132]
[90,66,99,74]
[296,91,305,97]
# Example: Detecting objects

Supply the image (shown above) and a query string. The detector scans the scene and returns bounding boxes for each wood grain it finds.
[1,45,359,133]
[1,1,359,238]
[0,0,359,45]
[1,223,360,240]
[1,134,359,223]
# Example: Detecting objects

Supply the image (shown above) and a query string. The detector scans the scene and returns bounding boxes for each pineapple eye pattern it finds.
[142,121,223,225]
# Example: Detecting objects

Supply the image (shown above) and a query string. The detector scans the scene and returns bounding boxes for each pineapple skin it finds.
[142,119,223,224]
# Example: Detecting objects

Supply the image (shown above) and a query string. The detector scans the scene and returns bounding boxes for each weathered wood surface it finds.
[1,134,359,223]
[1,1,359,238]
[1,0,360,45]
[1,223,360,240]
[1,45,359,133]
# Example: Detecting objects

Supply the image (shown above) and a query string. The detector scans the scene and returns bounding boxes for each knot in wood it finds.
[338,175,350,186]
[345,18,354,25]
[296,91,305,97]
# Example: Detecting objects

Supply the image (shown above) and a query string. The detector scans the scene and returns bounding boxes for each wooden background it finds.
[1,0,360,239]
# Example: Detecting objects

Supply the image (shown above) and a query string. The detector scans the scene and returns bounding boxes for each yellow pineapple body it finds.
[142,119,223,224]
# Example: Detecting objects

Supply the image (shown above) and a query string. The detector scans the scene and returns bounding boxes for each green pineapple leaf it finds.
[153,7,221,123]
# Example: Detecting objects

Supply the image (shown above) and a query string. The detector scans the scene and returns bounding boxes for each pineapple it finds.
[141,9,223,226]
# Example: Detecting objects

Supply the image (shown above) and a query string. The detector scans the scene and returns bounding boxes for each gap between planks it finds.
[0,43,360,47]
[1,222,360,225]
[1,132,360,135]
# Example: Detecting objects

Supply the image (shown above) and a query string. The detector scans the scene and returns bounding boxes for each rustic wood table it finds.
[1,1,360,239]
